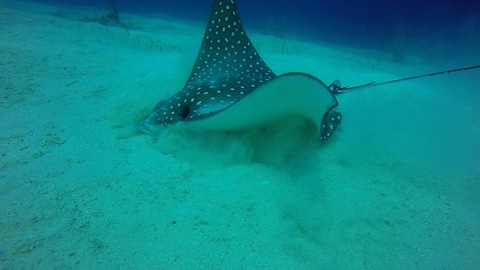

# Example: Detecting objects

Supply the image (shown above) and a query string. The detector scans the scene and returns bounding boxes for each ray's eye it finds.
[180,105,190,120]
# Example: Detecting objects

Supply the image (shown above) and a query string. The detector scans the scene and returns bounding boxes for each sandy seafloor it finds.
[1,1,480,269]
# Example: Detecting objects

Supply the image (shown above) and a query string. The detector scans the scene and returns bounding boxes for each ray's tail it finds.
[331,65,480,95]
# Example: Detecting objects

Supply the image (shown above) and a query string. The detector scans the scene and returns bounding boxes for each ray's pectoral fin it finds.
[184,73,338,133]
[320,108,342,141]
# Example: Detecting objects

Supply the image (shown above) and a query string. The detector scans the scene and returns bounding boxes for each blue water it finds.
[34,0,480,61]
[1,0,480,269]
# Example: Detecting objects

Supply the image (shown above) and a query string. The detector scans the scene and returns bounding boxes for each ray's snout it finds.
[135,119,164,136]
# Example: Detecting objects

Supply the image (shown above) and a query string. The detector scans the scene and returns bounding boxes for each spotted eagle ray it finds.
[137,0,480,140]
